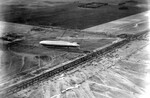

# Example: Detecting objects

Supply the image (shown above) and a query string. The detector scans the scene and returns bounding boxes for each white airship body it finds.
[39,40,80,47]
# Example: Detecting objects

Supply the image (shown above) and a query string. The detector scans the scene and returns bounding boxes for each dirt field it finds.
[10,36,150,98]
[0,21,116,90]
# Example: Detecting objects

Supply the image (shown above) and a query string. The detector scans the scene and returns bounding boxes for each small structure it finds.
[78,2,108,8]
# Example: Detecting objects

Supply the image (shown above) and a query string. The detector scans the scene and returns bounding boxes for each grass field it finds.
[0,0,148,29]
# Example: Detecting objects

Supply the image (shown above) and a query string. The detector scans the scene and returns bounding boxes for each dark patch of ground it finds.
[0,0,148,29]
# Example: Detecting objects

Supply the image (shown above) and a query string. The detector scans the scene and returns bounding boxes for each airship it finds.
[39,40,80,48]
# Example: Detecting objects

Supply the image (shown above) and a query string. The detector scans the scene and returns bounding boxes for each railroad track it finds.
[0,31,147,97]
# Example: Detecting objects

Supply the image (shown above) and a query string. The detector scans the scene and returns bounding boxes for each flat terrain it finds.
[0,0,148,29]
[1,11,149,98]
[0,0,149,98]
[12,39,150,98]
[83,11,149,35]
[0,21,116,91]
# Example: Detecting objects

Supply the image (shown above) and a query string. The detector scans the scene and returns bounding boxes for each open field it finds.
[0,10,149,97]
[0,0,149,98]
[0,21,117,91]
[0,9,148,98]
[83,11,149,37]
[7,34,150,98]
[0,0,148,29]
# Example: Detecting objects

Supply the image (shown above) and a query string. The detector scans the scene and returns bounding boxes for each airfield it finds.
[0,20,118,91]
[0,10,149,98]
[0,0,150,98]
